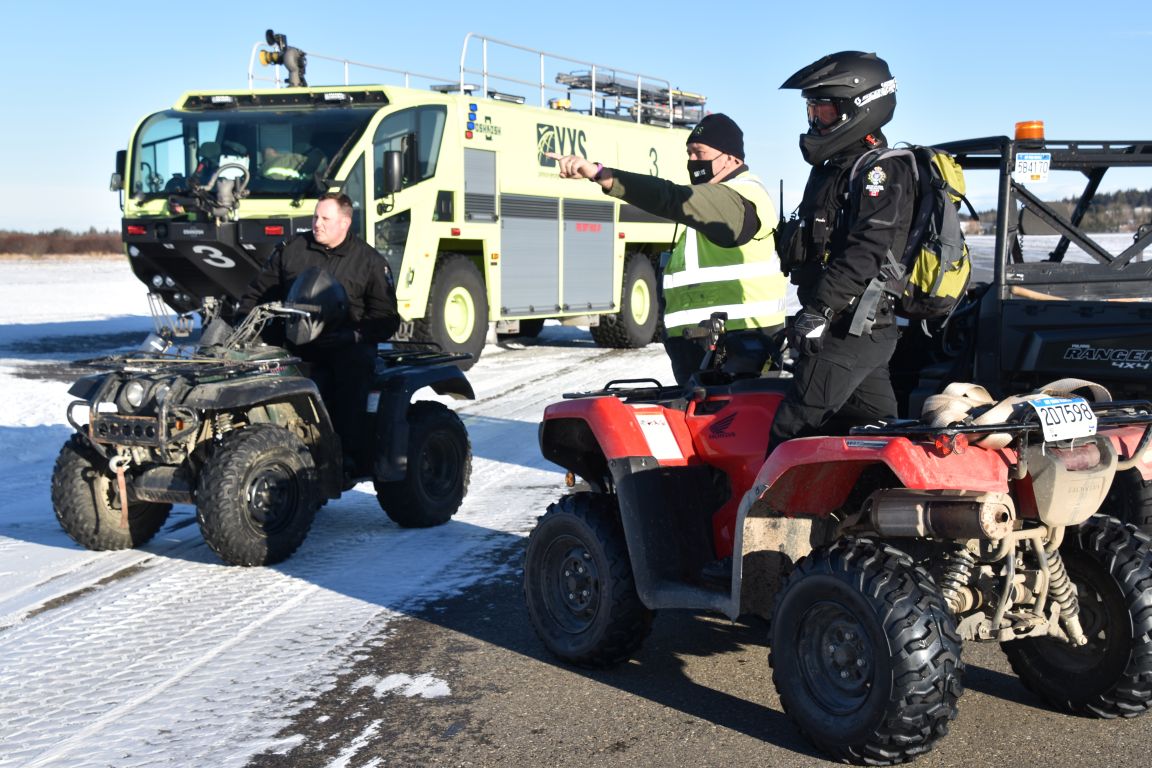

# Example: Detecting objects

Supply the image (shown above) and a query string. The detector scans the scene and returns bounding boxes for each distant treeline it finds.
[0,228,120,256]
[972,188,1152,233]
[5,189,1151,253]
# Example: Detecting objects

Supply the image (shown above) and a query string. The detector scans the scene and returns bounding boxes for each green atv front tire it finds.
[196,424,320,566]
[51,436,172,551]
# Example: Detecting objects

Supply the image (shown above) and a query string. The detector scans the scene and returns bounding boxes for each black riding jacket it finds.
[239,232,400,343]
[789,142,916,330]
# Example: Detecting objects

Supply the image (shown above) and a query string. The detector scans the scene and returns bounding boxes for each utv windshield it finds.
[129,106,378,200]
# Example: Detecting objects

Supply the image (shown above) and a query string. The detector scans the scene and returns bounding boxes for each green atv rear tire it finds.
[374,401,471,528]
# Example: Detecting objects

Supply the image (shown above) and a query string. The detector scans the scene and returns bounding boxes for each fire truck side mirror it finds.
[380,151,404,196]
[110,149,127,192]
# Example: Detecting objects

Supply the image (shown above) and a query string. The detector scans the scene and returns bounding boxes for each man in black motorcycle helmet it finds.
[769,51,914,452]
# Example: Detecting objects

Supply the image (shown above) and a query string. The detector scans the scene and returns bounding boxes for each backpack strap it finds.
[845,147,917,336]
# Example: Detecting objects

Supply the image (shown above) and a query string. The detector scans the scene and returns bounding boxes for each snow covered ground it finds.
[0,257,683,767]
[0,233,1138,766]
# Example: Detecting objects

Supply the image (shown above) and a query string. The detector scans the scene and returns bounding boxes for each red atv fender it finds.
[542,387,784,547]
[540,385,787,616]
[753,433,1016,518]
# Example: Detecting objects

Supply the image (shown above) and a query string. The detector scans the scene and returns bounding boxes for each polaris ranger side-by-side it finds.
[893,126,1152,528]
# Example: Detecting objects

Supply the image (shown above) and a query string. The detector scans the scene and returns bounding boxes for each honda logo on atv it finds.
[707,412,737,438]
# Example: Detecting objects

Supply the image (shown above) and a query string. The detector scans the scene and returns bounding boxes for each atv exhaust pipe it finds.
[864,489,1016,540]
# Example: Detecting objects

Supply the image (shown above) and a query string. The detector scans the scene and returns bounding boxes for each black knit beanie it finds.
[686,113,744,159]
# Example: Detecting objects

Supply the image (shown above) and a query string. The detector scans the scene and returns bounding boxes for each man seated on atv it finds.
[238,192,400,475]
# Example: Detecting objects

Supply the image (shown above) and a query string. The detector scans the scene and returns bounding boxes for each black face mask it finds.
[687,158,715,185]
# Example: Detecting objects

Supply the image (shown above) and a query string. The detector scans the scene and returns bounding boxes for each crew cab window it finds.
[372,106,447,196]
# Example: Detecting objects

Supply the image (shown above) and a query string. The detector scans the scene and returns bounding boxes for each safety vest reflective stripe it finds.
[662,172,785,335]
[264,166,303,179]
[662,259,782,289]
[664,298,788,330]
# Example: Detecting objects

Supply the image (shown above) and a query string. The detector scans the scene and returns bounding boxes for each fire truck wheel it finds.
[1102,468,1152,534]
[196,425,320,566]
[1002,514,1152,717]
[590,254,657,349]
[414,255,487,370]
[523,492,653,668]
[770,538,964,764]
[374,401,471,528]
[51,436,172,551]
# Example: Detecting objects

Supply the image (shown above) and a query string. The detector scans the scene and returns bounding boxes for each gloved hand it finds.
[790,307,831,356]
[305,328,362,350]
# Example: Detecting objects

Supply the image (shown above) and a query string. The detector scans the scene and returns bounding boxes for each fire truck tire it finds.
[1102,468,1152,534]
[51,436,172,551]
[374,401,471,528]
[524,492,653,668]
[770,538,964,764]
[413,255,487,370]
[1002,514,1152,717]
[196,425,320,566]
[590,254,657,349]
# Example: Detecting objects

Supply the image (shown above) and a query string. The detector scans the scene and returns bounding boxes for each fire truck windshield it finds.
[129,106,378,199]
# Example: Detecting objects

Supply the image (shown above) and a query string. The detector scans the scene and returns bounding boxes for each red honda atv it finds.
[524,316,1152,764]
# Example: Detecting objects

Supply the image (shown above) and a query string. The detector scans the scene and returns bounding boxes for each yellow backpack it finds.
[852,145,975,320]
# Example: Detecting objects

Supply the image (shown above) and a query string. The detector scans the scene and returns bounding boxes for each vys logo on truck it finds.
[537,123,587,166]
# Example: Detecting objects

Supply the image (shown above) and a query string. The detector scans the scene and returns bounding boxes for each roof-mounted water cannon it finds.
[259,29,307,87]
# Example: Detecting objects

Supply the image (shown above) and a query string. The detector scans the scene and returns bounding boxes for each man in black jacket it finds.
[769,51,913,452]
[239,192,400,472]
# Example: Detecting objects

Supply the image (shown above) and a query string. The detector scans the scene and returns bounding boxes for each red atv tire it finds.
[523,492,653,668]
[1002,514,1152,717]
[770,537,965,765]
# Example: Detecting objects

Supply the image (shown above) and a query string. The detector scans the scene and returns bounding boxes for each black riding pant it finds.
[768,325,899,453]
[301,341,377,468]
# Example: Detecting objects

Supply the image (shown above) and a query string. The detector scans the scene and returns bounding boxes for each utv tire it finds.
[523,492,653,668]
[374,401,471,528]
[1002,514,1152,717]
[196,425,320,566]
[1103,468,1152,533]
[51,436,172,551]
[770,538,965,765]
[412,255,487,370]
[590,254,657,349]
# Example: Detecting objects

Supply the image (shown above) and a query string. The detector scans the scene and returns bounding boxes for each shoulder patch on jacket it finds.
[864,165,887,197]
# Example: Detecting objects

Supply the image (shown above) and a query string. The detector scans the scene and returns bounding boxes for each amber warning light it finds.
[1015,120,1045,140]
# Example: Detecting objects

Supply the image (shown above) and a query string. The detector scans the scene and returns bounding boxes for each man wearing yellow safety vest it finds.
[546,113,787,385]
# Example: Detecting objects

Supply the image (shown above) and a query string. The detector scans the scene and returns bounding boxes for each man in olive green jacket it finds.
[548,113,786,385]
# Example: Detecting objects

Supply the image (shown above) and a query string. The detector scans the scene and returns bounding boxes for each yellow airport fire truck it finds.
[111,31,706,366]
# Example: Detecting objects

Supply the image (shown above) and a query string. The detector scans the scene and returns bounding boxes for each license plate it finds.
[1012,152,1051,184]
[1028,396,1097,441]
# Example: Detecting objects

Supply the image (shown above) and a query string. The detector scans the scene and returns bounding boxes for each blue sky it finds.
[3,1,1149,232]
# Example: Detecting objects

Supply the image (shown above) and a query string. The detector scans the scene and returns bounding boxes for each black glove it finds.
[304,328,362,350]
[790,306,831,356]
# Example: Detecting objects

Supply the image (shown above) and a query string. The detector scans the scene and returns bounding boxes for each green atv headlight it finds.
[123,380,147,409]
